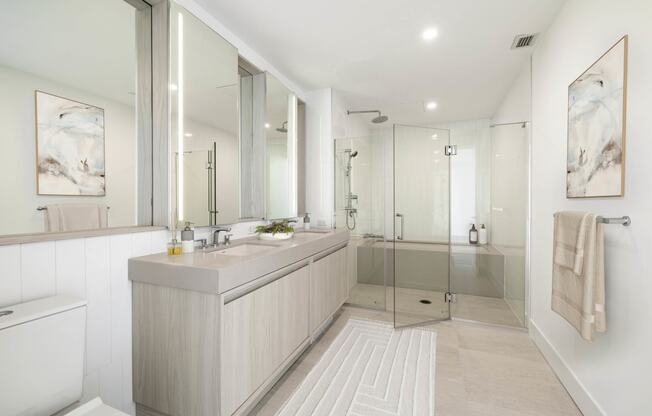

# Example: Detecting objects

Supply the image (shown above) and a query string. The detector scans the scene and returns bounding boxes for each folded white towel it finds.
[552,211,606,341]
[44,203,109,232]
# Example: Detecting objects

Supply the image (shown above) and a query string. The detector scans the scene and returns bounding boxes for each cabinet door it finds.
[310,246,348,332]
[221,266,309,415]
[310,253,334,332]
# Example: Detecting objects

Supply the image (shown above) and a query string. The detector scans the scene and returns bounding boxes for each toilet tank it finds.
[0,295,87,416]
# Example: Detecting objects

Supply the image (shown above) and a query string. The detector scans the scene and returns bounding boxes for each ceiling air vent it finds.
[511,33,538,49]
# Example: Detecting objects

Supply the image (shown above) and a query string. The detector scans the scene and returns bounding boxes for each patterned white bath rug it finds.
[276,319,437,416]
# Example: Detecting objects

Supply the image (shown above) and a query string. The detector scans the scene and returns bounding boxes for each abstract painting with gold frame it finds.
[35,90,106,196]
[567,35,628,198]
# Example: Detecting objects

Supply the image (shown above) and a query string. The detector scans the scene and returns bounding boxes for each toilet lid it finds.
[64,398,128,416]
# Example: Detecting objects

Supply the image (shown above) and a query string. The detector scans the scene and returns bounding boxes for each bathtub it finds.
[355,239,506,298]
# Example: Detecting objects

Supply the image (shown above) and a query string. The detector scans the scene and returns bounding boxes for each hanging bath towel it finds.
[552,211,606,341]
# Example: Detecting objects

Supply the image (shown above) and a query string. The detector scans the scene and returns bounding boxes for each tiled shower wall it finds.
[0,229,169,415]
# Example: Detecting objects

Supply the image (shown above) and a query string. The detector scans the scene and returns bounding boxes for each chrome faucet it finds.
[211,226,232,246]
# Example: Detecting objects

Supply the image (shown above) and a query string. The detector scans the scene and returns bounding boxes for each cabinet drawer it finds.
[221,265,309,416]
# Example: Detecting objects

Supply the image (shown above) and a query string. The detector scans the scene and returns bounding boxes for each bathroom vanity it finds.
[129,229,350,416]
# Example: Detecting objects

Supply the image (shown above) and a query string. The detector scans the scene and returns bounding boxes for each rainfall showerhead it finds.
[276,121,288,133]
[347,110,389,124]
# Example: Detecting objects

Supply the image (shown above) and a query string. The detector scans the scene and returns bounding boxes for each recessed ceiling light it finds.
[422,27,438,42]
[184,132,193,137]
[265,123,270,129]
[426,101,438,110]
[431,134,439,140]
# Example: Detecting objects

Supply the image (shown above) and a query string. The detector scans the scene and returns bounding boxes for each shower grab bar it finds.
[396,213,404,240]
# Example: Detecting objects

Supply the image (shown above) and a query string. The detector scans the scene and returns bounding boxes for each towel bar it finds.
[37,206,111,211]
[597,216,630,226]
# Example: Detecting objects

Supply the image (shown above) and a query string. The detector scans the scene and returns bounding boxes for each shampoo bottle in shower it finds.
[469,224,479,245]
[479,224,487,245]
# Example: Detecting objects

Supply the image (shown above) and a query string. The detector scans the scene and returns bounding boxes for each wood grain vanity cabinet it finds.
[221,265,310,416]
[132,240,349,416]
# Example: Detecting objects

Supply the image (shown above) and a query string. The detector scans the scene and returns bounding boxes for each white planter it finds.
[258,232,294,241]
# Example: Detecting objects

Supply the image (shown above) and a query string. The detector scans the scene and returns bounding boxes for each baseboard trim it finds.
[529,319,606,416]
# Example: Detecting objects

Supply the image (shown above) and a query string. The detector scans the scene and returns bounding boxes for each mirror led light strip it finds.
[177,11,184,221]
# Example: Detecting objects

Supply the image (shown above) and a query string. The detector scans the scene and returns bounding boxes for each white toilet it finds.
[0,295,128,416]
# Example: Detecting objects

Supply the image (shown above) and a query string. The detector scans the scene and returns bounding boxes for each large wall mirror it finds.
[0,0,153,237]
[265,73,299,220]
[170,2,239,229]
[170,5,305,227]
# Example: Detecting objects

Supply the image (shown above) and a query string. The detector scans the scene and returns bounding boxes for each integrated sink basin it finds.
[213,243,277,257]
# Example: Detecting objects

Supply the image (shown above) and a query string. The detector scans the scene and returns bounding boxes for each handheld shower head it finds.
[350,150,358,158]
[276,121,288,133]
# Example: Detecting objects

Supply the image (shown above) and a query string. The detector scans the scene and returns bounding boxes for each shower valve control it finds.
[444,292,457,303]
[444,145,458,156]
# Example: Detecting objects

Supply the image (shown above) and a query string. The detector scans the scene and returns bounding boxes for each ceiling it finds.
[195,0,566,125]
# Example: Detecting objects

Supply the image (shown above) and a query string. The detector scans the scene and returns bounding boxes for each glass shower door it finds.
[393,125,451,327]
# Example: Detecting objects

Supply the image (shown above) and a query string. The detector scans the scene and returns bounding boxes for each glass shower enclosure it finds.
[335,121,528,329]
[392,125,451,327]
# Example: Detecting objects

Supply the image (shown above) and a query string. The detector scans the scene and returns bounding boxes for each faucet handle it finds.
[224,233,234,245]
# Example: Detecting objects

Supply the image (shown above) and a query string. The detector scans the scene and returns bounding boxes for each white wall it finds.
[0,65,137,235]
[0,229,168,415]
[529,1,652,415]
[493,61,531,125]
[304,88,333,227]
[312,88,376,229]
[331,89,372,140]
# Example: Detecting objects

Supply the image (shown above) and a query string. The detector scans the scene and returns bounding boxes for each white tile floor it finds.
[347,283,524,327]
[250,306,582,416]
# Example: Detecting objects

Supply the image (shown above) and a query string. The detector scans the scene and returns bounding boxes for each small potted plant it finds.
[255,220,295,241]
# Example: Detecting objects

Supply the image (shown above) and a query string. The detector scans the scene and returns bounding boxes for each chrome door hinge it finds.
[444,292,457,303]
[444,145,457,156]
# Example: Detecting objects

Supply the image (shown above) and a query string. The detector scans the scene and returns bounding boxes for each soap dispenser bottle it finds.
[181,222,195,253]
[303,212,311,230]
[469,224,479,245]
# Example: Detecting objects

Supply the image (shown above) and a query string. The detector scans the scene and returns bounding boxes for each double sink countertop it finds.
[128,228,350,294]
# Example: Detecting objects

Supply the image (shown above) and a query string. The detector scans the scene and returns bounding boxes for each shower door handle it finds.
[396,213,404,240]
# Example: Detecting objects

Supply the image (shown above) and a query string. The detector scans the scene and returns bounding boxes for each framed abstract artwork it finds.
[35,91,106,196]
[567,35,628,198]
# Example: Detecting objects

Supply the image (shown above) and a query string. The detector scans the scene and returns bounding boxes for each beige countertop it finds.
[128,228,350,294]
